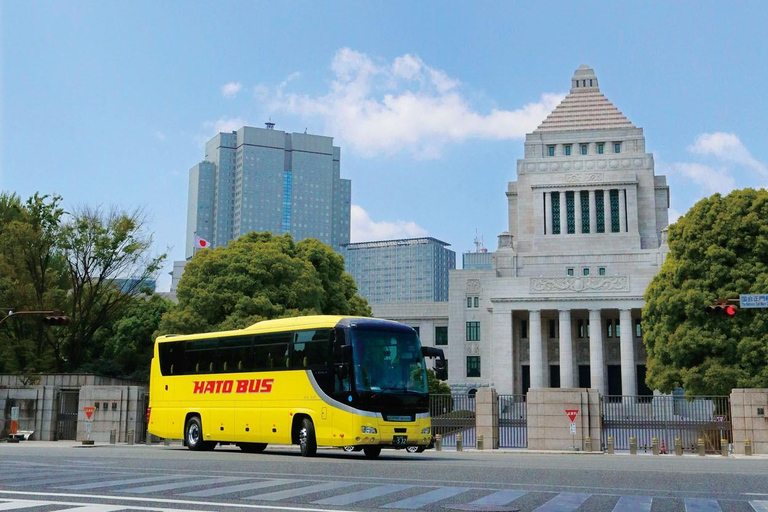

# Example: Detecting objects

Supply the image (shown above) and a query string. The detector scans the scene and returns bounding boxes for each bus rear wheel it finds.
[363,446,382,459]
[298,418,317,457]
[239,442,267,453]
[185,416,210,451]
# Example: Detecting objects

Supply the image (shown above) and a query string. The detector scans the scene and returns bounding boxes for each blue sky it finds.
[2,1,767,291]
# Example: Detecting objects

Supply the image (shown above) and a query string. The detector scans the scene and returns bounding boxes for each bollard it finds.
[109,429,116,445]
[127,429,134,445]
[745,439,752,456]
[477,434,484,451]
[146,433,153,445]
[629,437,638,455]
[435,434,442,452]
[607,436,614,454]
[698,438,705,456]
[584,436,592,452]
[652,438,659,455]
[721,438,728,457]
[456,433,463,452]
[675,438,682,456]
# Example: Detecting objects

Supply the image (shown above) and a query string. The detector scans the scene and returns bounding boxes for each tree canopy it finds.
[0,192,166,377]
[160,232,371,334]
[643,188,768,395]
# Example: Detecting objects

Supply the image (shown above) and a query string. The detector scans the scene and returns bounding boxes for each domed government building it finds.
[372,65,670,396]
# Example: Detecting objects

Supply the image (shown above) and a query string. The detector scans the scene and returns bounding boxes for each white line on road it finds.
[685,498,722,511]
[750,501,768,512]
[0,490,361,512]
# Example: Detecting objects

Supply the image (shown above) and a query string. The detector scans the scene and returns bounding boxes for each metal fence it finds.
[601,395,732,453]
[429,394,476,447]
[498,394,527,448]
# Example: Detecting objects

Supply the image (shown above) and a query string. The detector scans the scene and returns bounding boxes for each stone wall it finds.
[526,388,601,451]
[76,386,147,443]
[731,388,768,455]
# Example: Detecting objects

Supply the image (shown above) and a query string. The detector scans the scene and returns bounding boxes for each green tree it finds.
[643,188,768,395]
[426,368,451,395]
[160,232,370,334]
[60,205,167,371]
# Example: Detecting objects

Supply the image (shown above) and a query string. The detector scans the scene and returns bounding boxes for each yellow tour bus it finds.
[148,315,447,459]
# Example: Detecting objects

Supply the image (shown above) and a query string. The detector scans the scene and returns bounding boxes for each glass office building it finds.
[342,238,456,303]
[185,124,351,258]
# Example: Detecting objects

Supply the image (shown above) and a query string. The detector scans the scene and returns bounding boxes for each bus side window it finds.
[253,332,291,371]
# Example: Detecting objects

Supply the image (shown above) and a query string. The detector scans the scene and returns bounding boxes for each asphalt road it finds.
[0,441,767,512]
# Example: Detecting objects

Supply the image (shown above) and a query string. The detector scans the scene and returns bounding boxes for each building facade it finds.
[374,65,669,396]
[172,124,352,299]
[343,237,456,303]
[185,124,351,258]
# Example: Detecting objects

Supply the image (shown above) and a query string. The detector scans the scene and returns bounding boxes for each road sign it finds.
[570,423,576,435]
[715,415,726,422]
[84,406,95,420]
[565,409,579,422]
[740,294,768,308]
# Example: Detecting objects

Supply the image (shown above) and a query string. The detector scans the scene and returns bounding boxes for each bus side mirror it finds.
[422,347,448,381]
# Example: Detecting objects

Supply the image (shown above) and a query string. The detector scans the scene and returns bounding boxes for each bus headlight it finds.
[361,426,377,434]
[421,427,430,434]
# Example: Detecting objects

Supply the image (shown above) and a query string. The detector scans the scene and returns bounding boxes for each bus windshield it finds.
[350,328,428,394]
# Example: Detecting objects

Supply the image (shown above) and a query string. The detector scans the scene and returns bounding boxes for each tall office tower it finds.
[185,124,351,259]
[342,238,456,303]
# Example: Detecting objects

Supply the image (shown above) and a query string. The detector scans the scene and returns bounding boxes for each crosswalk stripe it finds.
[685,498,722,511]
[751,501,768,512]
[246,481,354,501]
[313,484,412,505]
[52,506,126,512]
[469,489,527,506]
[0,501,51,511]
[181,478,301,497]
[61,474,190,490]
[0,470,71,482]
[4,473,123,487]
[382,487,471,509]
[612,495,653,512]
[534,492,591,511]
[120,476,247,494]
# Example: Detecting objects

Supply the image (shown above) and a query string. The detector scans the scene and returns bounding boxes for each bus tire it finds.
[240,442,267,453]
[185,416,206,451]
[363,446,382,459]
[298,418,317,457]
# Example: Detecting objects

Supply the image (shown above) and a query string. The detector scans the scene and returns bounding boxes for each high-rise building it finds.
[373,65,670,395]
[171,124,351,300]
[185,124,351,258]
[342,238,456,304]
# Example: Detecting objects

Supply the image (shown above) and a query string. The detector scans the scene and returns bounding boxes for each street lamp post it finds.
[0,309,70,327]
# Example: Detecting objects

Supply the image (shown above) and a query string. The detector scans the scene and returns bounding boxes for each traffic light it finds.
[43,315,70,326]
[705,304,738,316]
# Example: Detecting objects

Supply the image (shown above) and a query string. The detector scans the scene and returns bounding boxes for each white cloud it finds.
[668,162,736,195]
[257,48,565,158]
[204,117,246,136]
[155,131,166,141]
[688,132,767,176]
[351,205,428,242]
[221,82,243,98]
[668,207,682,225]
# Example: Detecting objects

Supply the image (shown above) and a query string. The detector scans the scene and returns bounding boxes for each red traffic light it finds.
[705,304,738,316]
[43,315,70,326]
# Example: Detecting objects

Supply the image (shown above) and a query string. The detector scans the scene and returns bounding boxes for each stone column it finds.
[574,190,583,234]
[491,308,514,395]
[604,190,612,233]
[620,309,636,396]
[589,309,605,394]
[559,191,568,235]
[541,323,550,388]
[619,189,627,233]
[544,192,552,236]
[589,189,596,235]
[626,185,639,234]
[559,310,574,387]
[529,310,543,389]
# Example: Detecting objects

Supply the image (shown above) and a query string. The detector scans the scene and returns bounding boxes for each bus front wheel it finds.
[298,418,317,457]
[185,416,207,451]
[363,446,381,459]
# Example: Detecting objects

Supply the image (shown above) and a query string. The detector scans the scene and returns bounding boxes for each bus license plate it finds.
[392,435,407,446]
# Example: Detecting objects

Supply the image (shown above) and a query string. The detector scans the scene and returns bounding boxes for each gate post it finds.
[476,388,498,449]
